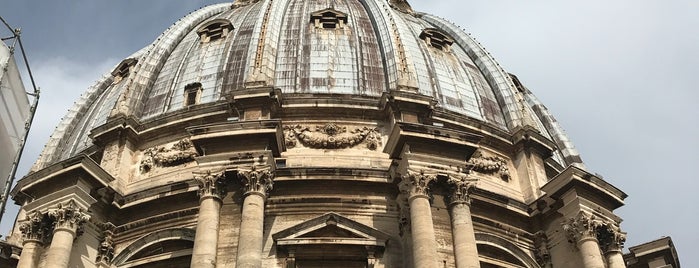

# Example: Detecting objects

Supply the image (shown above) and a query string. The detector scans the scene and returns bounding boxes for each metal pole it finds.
[0,16,41,226]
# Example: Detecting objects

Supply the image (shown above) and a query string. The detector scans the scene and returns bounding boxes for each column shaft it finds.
[578,237,605,268]
[191,197,222,268]
[450,203,480,268]
[44,229,76,268]
[606,251,626,268]
[236,193,265,268]
[16,240,42,268]
[409,196,438,268]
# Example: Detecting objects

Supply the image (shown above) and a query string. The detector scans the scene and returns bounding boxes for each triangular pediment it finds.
[272,212,390,248]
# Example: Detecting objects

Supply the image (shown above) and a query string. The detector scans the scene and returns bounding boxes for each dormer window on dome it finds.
[111,58,137,84]
[419,28,455,52]
[184,82,202,107]
[310,9,348,29]
[196,19,234,43]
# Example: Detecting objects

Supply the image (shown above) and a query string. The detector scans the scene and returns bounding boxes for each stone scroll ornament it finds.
[140,139,198,173]
[284,123,381,150]
[238,166,274,197]
[597,222,627,253]
[467,150,511,181]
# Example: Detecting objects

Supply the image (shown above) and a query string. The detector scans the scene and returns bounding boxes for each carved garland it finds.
[140,139,198,173]
[468,151,510,181]
[284,123,381,150]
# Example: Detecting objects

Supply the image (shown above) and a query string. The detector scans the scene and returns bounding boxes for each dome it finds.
[34,0,582,171]
[11,1,631,268]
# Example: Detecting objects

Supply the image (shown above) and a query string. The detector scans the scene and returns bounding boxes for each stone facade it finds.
[5,1,641,268]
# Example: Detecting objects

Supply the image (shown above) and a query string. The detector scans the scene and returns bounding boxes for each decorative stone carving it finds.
[284,123,381,150]
[238,166,274,197]
[467,150,510,181]
[534,232,551,267]
[19,210,52,243]
[48,200,90,233]
[396,195,411,236]
[400,170,437,198]
[562,212,604,245]
[446,176,476,206]
[232,0,260,9]
[96,222,116,264]
[194,170,227,200]
[140,139,198,173]
[597,222,627,253]
[389,0,414,14]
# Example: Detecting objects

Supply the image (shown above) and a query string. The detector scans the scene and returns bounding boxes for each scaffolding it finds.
[0,16,40,226]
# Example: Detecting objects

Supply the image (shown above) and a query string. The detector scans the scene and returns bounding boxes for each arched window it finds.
[196,19,234,43]
[419,28,455,52]
[112,228,195,268]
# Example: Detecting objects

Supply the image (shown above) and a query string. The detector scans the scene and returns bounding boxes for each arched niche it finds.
[112,228,195,268]
[476,232,541,268]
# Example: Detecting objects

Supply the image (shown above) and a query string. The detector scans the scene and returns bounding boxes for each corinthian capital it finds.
[561,211,604,245]
[446,175,476,206]
[598,222,627,253]
[400,170,436,199]
[194,170,227,200]
[19,210,51,243]
[48,200,91,234]
[238,166,274,197]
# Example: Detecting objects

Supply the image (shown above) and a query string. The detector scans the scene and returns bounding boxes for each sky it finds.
[2,0,697,266]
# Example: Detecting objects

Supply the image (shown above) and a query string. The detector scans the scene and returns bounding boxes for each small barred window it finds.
[184,82,202,107]
[111,58,137,84]
[310,9,348,29]
[419,28,454,52]
[197,19,234,43]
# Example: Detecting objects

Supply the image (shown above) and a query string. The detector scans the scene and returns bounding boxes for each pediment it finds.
[273,212,390,248]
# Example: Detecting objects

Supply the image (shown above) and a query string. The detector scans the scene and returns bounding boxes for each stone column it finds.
[401,170,438,268]
[562,212,605,268]
[17,211,49,268]
[236,166,274,268]
[191,171,227,268]
[599,223,627,268]
[446,177,480,268]
[45,201,90,268]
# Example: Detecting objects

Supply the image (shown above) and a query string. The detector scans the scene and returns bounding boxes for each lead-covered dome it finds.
[33,0,582,170]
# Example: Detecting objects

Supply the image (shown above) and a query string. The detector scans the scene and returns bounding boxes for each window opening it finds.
[111,58,137,84]
[419,28,455,52]
[310,9,348,29]
[196,19,234,43]
[184,82,202,107]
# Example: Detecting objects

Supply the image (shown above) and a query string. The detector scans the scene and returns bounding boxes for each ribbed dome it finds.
[33,0,583,170]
